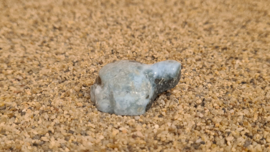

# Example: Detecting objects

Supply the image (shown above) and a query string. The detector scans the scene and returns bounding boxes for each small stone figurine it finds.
[90,60,181,115]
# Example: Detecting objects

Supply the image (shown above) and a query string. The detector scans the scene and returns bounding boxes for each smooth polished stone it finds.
[90,60,181,115]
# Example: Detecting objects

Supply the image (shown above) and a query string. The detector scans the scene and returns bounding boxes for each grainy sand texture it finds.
[0,0,270,151]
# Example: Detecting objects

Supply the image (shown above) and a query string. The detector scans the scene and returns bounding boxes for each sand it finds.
[0,0,270,151]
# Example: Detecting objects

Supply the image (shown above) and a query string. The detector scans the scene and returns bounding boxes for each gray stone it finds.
[90,60,181,115]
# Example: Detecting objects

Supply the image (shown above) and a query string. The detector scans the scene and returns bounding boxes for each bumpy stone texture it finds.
[90,60,181,115]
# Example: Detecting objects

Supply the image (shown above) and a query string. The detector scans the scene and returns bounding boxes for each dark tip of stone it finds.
[155,78,162,84]
[95,76,102,85]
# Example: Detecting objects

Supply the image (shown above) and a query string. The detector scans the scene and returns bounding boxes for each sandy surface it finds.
[0,0,270,151]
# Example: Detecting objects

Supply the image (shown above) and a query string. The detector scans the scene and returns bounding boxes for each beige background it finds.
[0,0,270,151]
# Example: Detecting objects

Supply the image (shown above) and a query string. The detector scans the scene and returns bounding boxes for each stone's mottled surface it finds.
[90,60,181,115]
